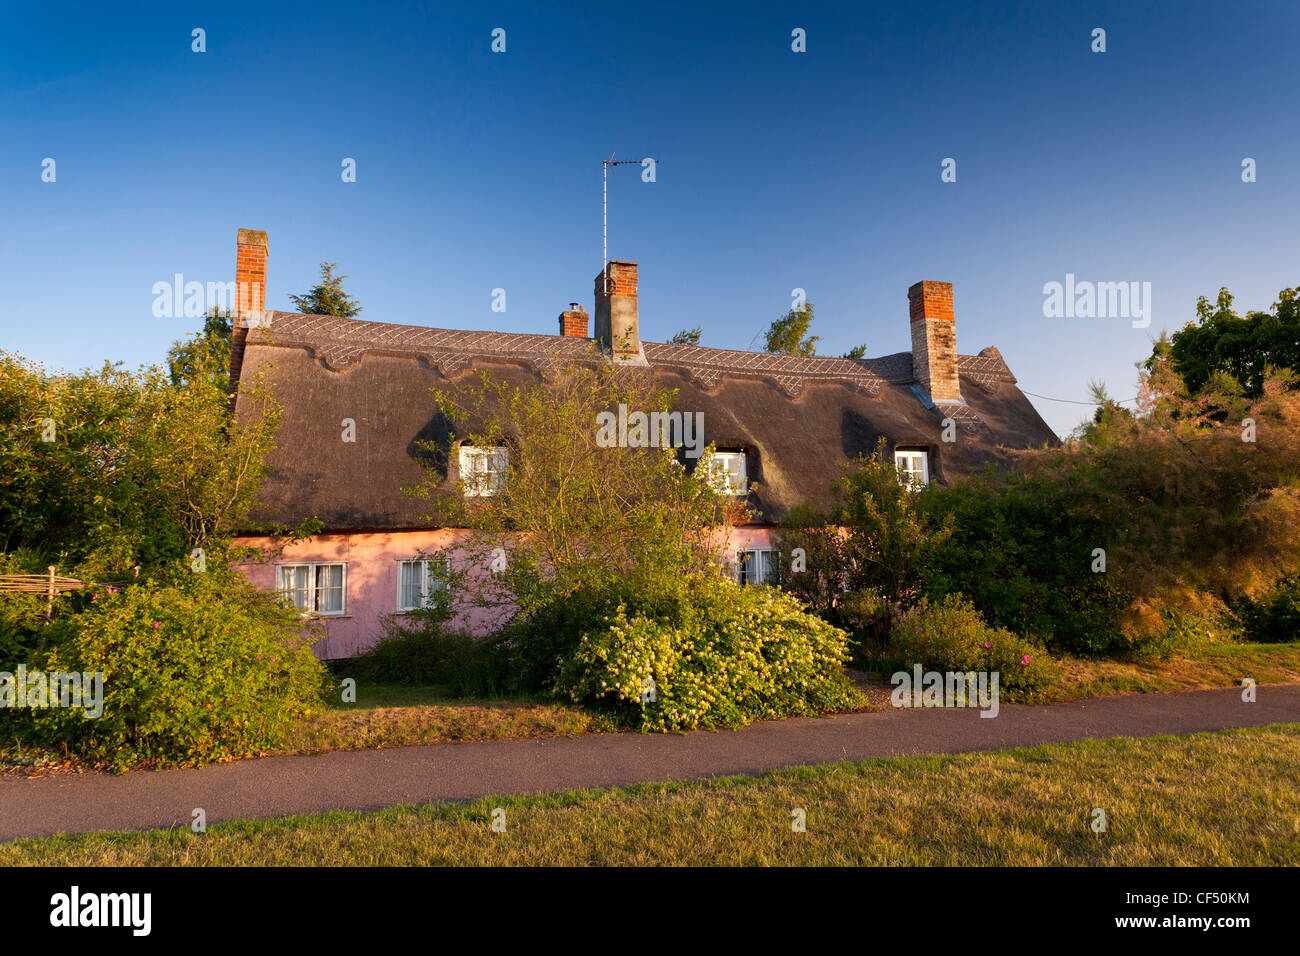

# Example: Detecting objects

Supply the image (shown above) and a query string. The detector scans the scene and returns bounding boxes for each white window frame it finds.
[894,449,929,489]
[275,562,348,617]
[396,555,452,612]
[705,450,748,497]
[735,548,780,586]
[459,445,509,497]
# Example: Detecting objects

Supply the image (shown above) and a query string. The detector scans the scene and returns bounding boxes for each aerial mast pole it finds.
[602,153,649,294]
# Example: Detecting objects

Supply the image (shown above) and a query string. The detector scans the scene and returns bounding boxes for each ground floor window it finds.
[397,556,451,612]
[736,548,780,586]
[276,563,346,615]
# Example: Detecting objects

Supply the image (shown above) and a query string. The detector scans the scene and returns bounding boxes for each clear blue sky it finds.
[2,0,1296,437]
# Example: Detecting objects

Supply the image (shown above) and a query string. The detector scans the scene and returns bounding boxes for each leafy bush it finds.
[886,595,1060,702]
[342,609,512,696]
[776,440,952,634]
[1121,602,1234,660]
[27,566,328,769]
[1235,573,1300,643]
[921,472,1134,657]
[556,576,856,731]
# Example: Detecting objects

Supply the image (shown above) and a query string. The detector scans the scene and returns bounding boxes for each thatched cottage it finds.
[228,229,1056,658]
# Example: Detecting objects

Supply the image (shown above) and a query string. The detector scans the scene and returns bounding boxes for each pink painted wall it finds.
[234,525,781,660]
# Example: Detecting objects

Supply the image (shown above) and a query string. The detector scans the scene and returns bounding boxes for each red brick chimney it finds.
[908,280,961,404]
[559,302,589,337]
[229,228,268,395]
[594,260,644,363]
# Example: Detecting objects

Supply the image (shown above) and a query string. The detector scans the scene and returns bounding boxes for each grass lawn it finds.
[4,724,1297,866]
[282,686,614,755]
[1049,640,1300,700]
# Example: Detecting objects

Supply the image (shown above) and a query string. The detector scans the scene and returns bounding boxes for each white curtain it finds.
[399,560,424,609]
[315,564,344,613]
[277,566,311,611]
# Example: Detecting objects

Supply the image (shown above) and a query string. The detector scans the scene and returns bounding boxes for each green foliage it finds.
[764,303,820,356]
[1,330,305,768]
[842,344,868,360]
[1071,379,1137,448]
[921,468,1133,656]
[776,439,952,636]
[287,261,363,317]
[887,595,1060,701]
[0,350,280,584]
[27,566,328,770]
[341,610,511,697]
[556,576,856,731]
[411,363,860,719]
[668,326,702,346]
[166,308,232,392]
[924,357,1300,655]
[1134,605,1228,660]
[1150,286,1300,398]
[1235,573,1300,643]
[414,362,738,689]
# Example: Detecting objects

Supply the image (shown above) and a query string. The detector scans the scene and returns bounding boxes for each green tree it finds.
[410,361,739,688]
[1071,379,1137,449]
[166,307,232,392]
[288,261,363,317]
[764,303,820,356]
[0,351,281,581]
[842,344,868,360]
[1148,286,1300,398]
[669,326,702,346]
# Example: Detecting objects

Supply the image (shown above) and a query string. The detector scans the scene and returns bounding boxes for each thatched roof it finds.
[233,312,1058,531]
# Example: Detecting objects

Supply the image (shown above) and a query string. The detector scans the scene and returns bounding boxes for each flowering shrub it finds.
[556,576,857,731]
[31,566,328,769]
[889,594,1059,702]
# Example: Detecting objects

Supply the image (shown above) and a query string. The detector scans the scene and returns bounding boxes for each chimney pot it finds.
[559,303,589,338]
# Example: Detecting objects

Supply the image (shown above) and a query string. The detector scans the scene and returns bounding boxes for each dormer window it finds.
[459,446,508,497]
[894,449,929,489]
[705,450,748,497]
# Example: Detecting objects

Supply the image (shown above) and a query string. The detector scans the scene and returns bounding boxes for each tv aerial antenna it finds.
[602,152,655,293]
